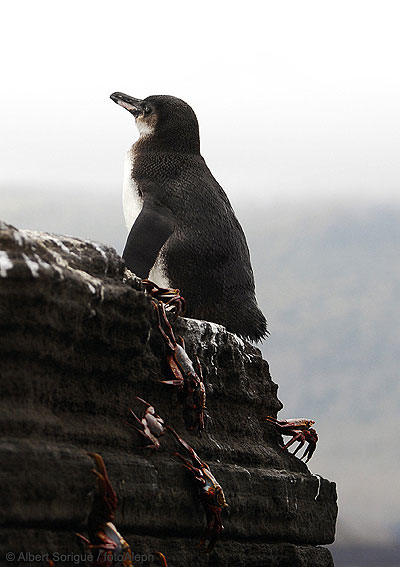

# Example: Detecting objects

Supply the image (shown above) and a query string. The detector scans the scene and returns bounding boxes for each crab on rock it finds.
[142,279,185,317]
[263,416,318,463]
[144,281,207,434]
[126,397,166,450]
[167,426,228,553]
[76,453,133,566]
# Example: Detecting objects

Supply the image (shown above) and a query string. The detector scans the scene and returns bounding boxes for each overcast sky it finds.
[1,0,400,207]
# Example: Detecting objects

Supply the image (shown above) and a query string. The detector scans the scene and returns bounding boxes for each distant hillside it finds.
[2,186,399,549]
[243,203,400,421]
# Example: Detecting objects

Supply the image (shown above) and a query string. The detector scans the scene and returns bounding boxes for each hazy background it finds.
[1,2,400,565]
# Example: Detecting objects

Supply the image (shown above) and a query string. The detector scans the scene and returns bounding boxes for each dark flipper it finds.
[123,198,175,277]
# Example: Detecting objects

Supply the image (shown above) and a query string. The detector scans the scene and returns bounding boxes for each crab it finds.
[148,290,206,434]
[76,453,133,566]
[125,397,166,450]
[142,279,185,317]
[167,426,228,553]
[262,416,318,462]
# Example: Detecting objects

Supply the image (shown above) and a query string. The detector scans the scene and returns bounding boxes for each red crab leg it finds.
[158,353,185,387]
[301,442,317,462]
[142,278,185,316]
[262,416,281,425]
[76,533,91,546]
[171,452,204,479]
[127,408,142,425]
[262,416,297,429]
[124,410,160,450]
[141,279,160,294]
[126,429,161,450]
[156,552,168,567]
[153,301,176,351]
[282,432,304,452]
[166,426,204,469]
[135,396,152,407]
[291,438,306,457]
[124,411,148,438]
[88,453,118,521]
[200,507,223,553]
[164,294,186,316]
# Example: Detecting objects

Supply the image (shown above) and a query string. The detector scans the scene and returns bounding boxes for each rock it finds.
[0,221,337,566]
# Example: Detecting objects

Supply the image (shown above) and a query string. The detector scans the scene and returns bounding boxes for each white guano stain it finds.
[208,434,223,451]
[0,251,13,277]
[13,231,27,247]
[234,464,252,476]
[21,253,52,278]
[43,235,71,255]
[24,231,79,257]
[18,230,105,296]
[22,253,40,278]
[312,473,322,500]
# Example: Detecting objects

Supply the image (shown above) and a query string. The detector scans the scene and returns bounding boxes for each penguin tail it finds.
[244,308,269,343]
[224,301,268,344]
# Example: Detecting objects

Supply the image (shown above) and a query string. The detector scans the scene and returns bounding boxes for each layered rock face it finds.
[0,221,337,566]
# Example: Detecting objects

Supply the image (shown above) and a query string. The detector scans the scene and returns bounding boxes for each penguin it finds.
[110,92,267,342]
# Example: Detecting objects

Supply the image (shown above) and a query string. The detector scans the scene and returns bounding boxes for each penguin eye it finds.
[143,106,152,115]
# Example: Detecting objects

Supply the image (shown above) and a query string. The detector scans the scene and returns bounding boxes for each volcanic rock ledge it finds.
[0,221,337,567]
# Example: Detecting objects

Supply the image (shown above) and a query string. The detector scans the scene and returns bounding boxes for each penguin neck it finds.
[136,129,200,155]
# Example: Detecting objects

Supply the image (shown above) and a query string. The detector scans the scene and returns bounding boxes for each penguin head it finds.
[110,92,200,152]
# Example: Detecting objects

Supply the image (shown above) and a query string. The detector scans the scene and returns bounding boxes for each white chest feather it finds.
[148,256,170,288]
[122,148,143,231]
[122,146,170,288]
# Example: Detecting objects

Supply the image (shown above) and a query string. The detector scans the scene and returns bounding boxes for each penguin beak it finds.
[110,92,143,117]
